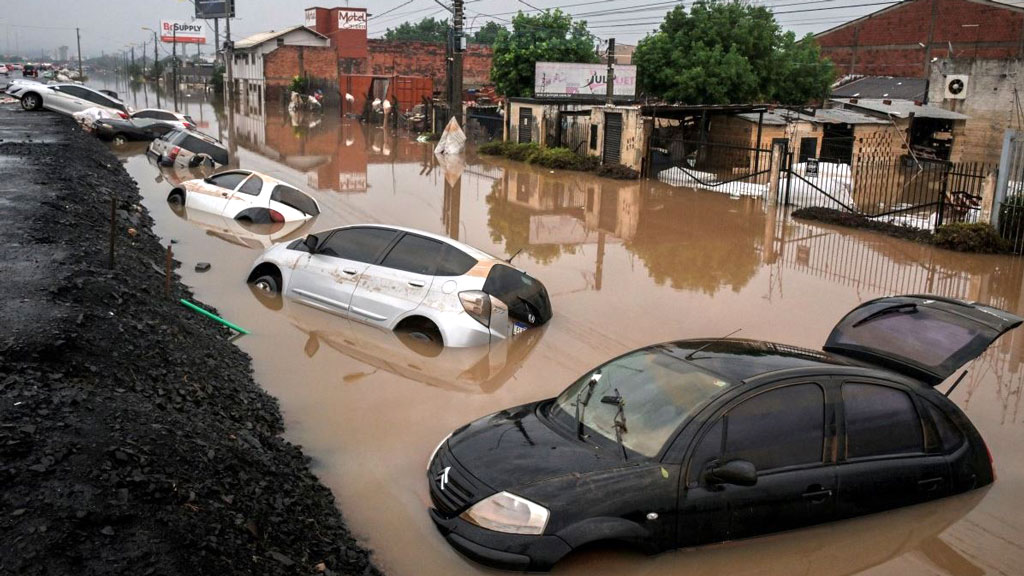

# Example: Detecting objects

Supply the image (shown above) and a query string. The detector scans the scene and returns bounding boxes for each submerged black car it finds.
[427,295,1021,570]
[94,117,177,145]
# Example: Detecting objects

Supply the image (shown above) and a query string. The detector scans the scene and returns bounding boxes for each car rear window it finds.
[843,383,923,459]
[381,234,443,275]
[271,185,319,216]
[923,400,965,452]
[182,135,228,165]
[483,264,552,324]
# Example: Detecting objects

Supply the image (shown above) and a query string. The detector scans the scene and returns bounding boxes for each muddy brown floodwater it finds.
[106,82,1024,575]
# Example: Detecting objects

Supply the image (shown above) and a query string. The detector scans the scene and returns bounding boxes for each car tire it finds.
[21,93,41,111]
[112,134,127,146]
[252,274,280,294]
[167,189,186,206]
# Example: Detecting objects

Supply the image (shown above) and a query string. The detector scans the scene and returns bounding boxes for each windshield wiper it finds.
[601,388,628,461]
[575,371,602,441]
[852,303,918,327]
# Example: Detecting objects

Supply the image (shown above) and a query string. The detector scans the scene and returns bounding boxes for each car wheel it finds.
[112,134,127,146]
[252,274,280,294]
[167,189,186,206]
[21,93,41,111]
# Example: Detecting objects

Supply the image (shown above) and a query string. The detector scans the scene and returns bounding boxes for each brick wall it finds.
[818,0,1024,77]
[366,40,493,88]
[264,45,340,105]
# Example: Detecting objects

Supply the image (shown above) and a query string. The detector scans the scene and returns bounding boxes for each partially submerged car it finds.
[247,224,552,347]
[427,295,1021,570]
[167,169,320,224]
[9,82,128,117]
[148,128,228,169]
[94,116,178,145]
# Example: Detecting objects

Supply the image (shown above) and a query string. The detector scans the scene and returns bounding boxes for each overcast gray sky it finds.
[0,0,1012,60]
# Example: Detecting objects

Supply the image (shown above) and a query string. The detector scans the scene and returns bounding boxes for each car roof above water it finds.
[333,223,506,265]
[659,338,909,385]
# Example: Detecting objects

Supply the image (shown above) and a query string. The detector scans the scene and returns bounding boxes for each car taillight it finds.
[168,146,180,161]
[184,122,194,130]
[268,209,285,223]
[459,291,491,327]
[117,111,129,119]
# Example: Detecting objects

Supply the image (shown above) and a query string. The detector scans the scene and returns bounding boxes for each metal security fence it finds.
[996,130,1024,252]
[465,110,504,144]
[558,112,592,155]
[651,136,773,191]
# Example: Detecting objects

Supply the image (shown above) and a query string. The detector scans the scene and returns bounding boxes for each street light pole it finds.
[76,27,83,80]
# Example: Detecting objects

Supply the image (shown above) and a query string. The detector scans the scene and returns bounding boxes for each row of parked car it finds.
[8,79,1019,570]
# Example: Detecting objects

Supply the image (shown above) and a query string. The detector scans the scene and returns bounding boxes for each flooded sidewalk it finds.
[110,84,1024,576]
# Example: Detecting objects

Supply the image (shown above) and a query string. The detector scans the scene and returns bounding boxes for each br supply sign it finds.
[161,21,206,44]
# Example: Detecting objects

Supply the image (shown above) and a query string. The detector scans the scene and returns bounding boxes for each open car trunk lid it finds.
[483,264,552,329]
[824,295,1023,386]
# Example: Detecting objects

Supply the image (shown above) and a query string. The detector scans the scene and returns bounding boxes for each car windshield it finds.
[553,347,734,458]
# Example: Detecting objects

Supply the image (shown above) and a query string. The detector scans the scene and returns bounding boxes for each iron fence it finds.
[465,111,503,144]
[558,113,592,155]
[651,137,773,192]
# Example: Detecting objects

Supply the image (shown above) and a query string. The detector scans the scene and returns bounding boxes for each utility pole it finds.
[75,27,83,80]
[130,45,135,78]
[452,0,464,125]
[141,40,147,76]
[172,27,178,110]
[152,31,158,80]
[606,38,615,106]
[225,1,233,101]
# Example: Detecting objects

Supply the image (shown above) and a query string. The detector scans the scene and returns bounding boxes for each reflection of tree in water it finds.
[961,334,1024,425]
[625,192,763,295]
[485,180,580,265]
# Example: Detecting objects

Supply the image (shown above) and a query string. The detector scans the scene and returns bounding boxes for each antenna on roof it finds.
[944,370,969,398]
[686,328,742,361]
[506,247,524,264]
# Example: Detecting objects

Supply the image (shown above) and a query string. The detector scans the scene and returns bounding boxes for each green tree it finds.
[634,0,833,105]
[383,17,449,43]
[490,9,598,98]
[471,21,504,45]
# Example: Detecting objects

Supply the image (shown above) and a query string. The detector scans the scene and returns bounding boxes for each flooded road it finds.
[108,81,1024,575]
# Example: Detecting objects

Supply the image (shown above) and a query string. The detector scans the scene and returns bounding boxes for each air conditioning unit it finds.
[944,75,969,100]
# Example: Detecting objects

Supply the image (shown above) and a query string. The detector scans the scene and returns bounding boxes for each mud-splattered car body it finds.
[428,295,1021,571]
[168,169,321,224]
[247,224,552,348]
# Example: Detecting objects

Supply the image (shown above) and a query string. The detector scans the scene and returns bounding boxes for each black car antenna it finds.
[944,370,969,398]
[686,328,742,360]
[506,247,524,264]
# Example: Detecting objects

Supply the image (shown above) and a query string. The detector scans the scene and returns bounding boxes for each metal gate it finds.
[517,108,533,144]
[996,129,1024,251]
[603,113,622,165]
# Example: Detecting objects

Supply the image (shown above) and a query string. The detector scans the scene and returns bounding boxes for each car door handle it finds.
[918,477,943,492]
[221,192,229,197]
[342,268,358,275]
[408,280,426,288]
[802,488,833,503]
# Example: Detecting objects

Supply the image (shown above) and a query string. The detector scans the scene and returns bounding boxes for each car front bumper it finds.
[429,508,570,571]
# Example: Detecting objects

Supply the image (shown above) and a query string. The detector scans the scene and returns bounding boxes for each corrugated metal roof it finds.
[736,108,887,126]
[830,98,969,120]
[832,76,928,101]
[234,26,326,50]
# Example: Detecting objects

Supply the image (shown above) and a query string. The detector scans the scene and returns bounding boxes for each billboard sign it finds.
[534,62,637,99]
[305,8,317,28]
[195,0,234,19]
[338,9,368,30]
[161,21,206,44]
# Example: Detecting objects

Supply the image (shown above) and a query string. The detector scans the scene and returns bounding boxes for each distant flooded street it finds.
[109,81,1024,575]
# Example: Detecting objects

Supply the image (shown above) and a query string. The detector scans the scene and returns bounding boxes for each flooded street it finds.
[111,82,1024,575]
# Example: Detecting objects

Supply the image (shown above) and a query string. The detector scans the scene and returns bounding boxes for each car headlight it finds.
[427,431,452,471]
[460,491,549,535]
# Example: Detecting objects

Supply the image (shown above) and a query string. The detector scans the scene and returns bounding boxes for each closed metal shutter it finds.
[518,108,533,144]
[603,113,622,165]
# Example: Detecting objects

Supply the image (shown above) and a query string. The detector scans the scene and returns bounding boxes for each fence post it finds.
[979,168,998,225]
[936,164,948,229]
[993,129,1017,229]
[767,141,786,205]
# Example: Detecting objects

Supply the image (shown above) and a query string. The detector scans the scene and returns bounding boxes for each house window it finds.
[277,38,285,47]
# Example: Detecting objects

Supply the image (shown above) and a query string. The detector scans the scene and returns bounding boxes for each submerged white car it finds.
[167,169,321,223]
[8,82,128,117]
[247,225,553,347]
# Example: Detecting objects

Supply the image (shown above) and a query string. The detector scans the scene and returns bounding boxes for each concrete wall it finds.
[588,106,647,171]
[817,0,1024,77]
[928,58,1022,164]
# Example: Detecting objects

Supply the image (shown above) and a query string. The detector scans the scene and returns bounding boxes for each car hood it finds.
[447,401,629,491]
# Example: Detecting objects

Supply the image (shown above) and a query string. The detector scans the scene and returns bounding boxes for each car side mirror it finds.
[706,459,757,487]
[304,234,320,253]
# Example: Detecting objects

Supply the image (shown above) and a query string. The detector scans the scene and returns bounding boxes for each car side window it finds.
[157,111,176,121]
[381,234,443,275]
[687,418,724,485]
[723,383,825,472]
[318,228,398,263]
[922,400,964,453]
[237,175,263,196]
[134,110,154,119]
[207,172,248,190]
[843,383,923,459]
[435,244,478,276]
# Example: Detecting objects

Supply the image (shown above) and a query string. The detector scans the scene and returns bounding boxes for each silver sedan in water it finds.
[246,224,552,347]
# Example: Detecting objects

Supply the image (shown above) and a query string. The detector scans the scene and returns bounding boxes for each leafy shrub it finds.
[289,75,310,95]
[596,163,639,180]
[932,223,1010,253]
[478,141,510,155]
[505,142,539,162]
[526,147,599,171]
[792,207,932,243]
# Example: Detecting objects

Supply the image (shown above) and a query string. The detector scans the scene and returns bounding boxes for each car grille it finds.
[428,443,489,518]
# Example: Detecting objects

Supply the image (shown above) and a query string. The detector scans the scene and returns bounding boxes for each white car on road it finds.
[167,169,321,223]
[246,224,553,347]
[7,82,128,117]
